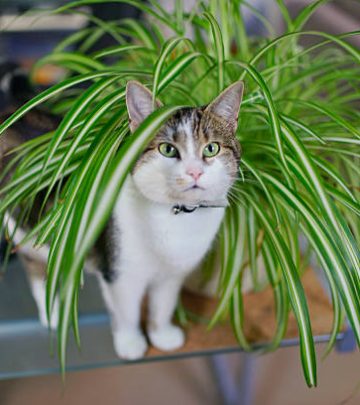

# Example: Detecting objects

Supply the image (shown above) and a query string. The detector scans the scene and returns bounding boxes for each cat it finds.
[1,65,244,359]
[95,81,243,359]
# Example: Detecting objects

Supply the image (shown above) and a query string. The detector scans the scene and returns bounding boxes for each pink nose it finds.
[186,167,204,181]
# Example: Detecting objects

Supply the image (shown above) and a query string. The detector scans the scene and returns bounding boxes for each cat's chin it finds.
[138,191,204,206]
[138,189,225,207]
[169,186,230,207]
[131,174,228,207]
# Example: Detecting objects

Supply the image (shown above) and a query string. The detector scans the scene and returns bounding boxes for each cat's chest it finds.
[114,179,224,272]
[144,206,224,263]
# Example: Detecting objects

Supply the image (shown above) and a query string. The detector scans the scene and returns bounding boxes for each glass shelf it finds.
[0,256,343,381]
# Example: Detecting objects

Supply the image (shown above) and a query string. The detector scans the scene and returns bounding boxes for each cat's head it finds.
[126,80,243,206]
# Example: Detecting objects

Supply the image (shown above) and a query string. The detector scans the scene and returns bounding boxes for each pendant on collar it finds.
[172,204,198,215]
[172,201,228,215]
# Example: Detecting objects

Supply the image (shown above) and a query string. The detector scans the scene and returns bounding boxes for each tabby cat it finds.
[1,68,243,359]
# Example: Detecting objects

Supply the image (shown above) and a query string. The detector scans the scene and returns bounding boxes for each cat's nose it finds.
[186,167,204,181]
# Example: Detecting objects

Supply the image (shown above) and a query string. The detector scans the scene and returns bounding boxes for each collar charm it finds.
[172,204,198,215]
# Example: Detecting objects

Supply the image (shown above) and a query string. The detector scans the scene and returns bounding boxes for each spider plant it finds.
[0,0,359,387]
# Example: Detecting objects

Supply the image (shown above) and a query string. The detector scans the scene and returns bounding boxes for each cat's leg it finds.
[28,272,59,330]
[147,275,185,351]
[99,273,148,360]
[5,214,58,329]
[19,254,59,330]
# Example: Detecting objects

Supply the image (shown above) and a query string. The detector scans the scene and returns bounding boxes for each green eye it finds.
[159,143,178,158]
[203,142,220,158]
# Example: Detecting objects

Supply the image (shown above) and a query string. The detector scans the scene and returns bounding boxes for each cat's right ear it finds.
[126,81,162,132]
[205,81,244,131]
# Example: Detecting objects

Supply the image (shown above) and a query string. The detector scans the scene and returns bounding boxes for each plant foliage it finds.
[0,0,359,386]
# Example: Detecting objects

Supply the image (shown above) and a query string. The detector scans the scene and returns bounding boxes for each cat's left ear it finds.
[126,81,163,132]
[205,81,244,129]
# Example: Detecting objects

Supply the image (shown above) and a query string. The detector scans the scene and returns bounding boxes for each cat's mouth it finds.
[183,184,205,192]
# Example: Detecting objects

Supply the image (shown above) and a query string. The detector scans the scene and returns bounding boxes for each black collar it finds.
[172,203,227,215]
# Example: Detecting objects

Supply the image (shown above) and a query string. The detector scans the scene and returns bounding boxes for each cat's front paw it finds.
[148,324,185,351]
[113,329,148,360]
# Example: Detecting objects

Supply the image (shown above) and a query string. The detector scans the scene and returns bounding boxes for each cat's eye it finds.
[203,142,220,158]
[158,143,179,158]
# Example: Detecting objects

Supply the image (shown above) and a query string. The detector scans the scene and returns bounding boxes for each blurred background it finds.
[0,1,359,404]
[1,0,359,80]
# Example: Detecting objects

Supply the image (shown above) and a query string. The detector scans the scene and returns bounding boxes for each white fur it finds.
[99,176,225,358]
[27,274,59,330]
[4,214,59,329]
[4,214,49,262]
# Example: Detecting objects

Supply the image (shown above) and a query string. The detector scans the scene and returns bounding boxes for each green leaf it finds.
[247,193,317,387]
[152,37,189,102]
[33,52,106,73]
[204,12,225,92]
[210,205,246,328]
[0,72,119,137]
[262,173,360,345]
